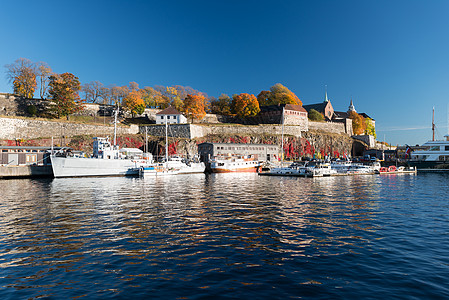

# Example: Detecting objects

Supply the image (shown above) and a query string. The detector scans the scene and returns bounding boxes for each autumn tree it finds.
[82,81,104,103]
[183,94,206,122]
[122,90,145,116]
[348,110,366,135]
[257,83,302,106]
[139,86,164,108]
[365,118,376,138]
[165,86,183,111]
[5,58,37,98]
[231,93,260,118]
[36,61,52,99]
[210,93,232,115]
[308,109,324,121]
[48,72,83,118]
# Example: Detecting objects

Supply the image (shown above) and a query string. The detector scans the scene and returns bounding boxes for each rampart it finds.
[308,120,351,134]
[140,124,303,139]
[0,117,138,140]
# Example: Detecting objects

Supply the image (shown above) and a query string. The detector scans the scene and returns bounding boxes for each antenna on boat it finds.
[432,106,435,141]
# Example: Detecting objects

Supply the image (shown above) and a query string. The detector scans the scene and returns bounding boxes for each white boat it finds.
[51,137,150,178]
[139,162,180,176]
[50,108,152,178]
[209,155,261,173]
[331,160,378,175]
[260,162,306,176]
[165,156,205,174]
[409,135,449,170]
[140,117,205,177]
[139,157,205,177]
[409,108,449,171]
[301,161,337,177]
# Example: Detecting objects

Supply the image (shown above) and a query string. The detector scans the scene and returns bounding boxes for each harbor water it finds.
[1,173,448,299]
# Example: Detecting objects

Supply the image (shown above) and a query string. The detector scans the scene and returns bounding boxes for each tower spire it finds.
[324,85,328,102]
[348,98,356,112]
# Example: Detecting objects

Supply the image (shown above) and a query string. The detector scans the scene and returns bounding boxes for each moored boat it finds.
[409,135,449,171]
[209,155,261,173]
[51,137,150,178]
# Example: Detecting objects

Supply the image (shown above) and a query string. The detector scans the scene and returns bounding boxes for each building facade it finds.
[198,142,280,163]
[156,106,188,124]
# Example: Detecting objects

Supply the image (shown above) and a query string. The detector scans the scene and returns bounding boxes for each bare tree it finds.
[5,58,37,98]
[82,81,104,103]
[36,61,53,99]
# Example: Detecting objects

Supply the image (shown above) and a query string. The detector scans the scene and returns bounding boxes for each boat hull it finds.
[50,156,139,178]
[408,160,449,170]
[212,167,258,173]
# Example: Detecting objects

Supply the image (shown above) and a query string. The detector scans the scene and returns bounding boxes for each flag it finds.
[405,145,412,159]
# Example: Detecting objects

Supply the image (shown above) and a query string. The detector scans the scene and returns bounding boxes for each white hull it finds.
[177,162,206,174]
[51,156,139,178]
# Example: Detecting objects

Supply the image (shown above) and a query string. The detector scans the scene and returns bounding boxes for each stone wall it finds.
[308,120,349,134]
[140,124,303,139]
[0,117,139,140]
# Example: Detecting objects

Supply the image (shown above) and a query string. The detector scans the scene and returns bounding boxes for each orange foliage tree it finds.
[231,93,260,118]
[257,83,302,106]
[348,110,366,135]
[122,90,145,116]
[183,94,206,122]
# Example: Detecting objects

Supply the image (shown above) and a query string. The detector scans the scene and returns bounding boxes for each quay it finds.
[0,146,60,178]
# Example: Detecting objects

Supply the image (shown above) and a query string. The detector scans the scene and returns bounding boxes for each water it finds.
[0,173,448,299]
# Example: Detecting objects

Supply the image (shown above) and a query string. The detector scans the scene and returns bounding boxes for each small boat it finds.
[259,162,306,176]
[209,155,261,173]
[165,156,206,174]
[377,165,417,174]
[139,162,180,176]
[301,161,337,177]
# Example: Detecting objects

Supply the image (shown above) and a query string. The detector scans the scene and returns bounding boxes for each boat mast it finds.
[281,106,285,163]
[165,115,168,163]
[113,107,119,146]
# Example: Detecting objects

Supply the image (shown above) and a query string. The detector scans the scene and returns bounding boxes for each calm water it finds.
[0,173,448,299]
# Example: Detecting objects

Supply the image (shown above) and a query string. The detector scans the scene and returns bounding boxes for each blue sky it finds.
[1,0,448,146]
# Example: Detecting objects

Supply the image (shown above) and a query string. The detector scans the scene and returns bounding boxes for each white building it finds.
[156,106,187,124]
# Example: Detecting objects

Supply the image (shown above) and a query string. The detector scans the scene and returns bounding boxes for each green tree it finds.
[210,94,232,115]
[5,58,37,98]
[231,93,260,118]
[308,109,324,121]
[48,72,83,118]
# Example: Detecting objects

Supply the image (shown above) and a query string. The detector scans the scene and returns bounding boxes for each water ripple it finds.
[0,174,448,299]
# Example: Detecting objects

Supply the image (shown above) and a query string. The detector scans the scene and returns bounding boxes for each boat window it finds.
[430,146,440,151]
[445,146,449,151]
